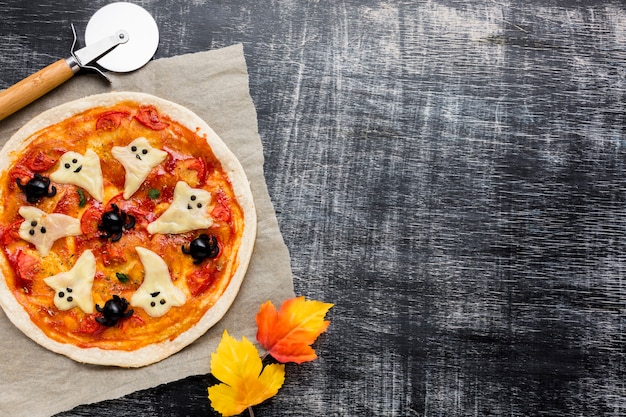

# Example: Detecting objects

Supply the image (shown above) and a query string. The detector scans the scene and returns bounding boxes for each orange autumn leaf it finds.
[256,296,333,364]
[208,330,285,416]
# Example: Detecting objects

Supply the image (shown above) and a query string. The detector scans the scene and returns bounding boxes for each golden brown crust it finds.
[0,92,256,367]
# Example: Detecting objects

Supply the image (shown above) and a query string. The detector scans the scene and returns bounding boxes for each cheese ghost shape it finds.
[147,181,213,235]
[18,206,81,257]
[131,247,186,317]
[111,137,168,199]
[43,250,96,314]
[50,149,104,202]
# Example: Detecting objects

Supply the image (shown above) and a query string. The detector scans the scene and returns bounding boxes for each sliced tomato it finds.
[15,250,39,283]
[101,241,127,266]
[186,262,218,297]
[135,105,169,130]
[9,166,33,191]
[104,193,127,210]
[96,110,130,131]
[163,147,180,172]
[211,189,232,222]
[0,219,22,246]
[211,205,231,223]
[129,206,157,226]
[185,156,207,185]
[53,190,81,214]
[120,314,145,332]
[162,147,207,184]
[106,193,157,226]
[7,249,39,291]
[22,148,63,172]
[80,201,103,235]
[75,314,105,335]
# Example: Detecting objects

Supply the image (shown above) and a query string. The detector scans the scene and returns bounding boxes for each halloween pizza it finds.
[0,92,256,367]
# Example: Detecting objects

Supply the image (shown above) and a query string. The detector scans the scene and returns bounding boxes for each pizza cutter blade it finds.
[0,2,159,122]
[84,2,159,73]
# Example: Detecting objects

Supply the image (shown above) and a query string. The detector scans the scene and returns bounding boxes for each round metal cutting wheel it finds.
[84,2,159,73]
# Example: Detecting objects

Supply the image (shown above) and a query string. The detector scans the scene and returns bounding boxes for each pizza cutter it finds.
[0,2,159,122]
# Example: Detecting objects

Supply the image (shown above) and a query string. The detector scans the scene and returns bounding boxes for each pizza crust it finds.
[0,92,257,367]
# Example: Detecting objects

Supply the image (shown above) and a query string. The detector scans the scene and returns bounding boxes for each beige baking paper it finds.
[0,44,295,417]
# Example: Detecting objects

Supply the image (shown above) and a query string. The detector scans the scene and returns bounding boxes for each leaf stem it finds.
[248,406,255,417]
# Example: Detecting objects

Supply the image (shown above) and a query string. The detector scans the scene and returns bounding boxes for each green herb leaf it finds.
[148,188,160,200]
[77,189,87,208]
[116,272,130,283]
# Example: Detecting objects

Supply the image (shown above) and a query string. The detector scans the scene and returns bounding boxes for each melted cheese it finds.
[18,206,82,257]
[130,247,186,317]
[43,250,96,314]
[111,137,168,199]
[147,181,213,234]
[49,149,104,202]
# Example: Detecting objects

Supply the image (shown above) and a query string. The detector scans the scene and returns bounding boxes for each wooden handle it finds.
[0,59,75,122]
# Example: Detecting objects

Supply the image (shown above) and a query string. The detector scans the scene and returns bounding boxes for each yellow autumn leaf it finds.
[208,330,285,416]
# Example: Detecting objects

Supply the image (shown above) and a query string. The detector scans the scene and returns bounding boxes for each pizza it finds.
[0,92,256,367]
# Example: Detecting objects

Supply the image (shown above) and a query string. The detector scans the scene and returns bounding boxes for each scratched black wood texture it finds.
[1,0,625,415]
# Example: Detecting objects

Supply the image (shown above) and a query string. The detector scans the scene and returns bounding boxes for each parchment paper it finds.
[0,44,295,417]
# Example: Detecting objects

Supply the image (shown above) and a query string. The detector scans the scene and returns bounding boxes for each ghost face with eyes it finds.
[111,137,168,199]
[130,247,186,317]
[43,250,96,314]
[18,206,82,257]
[147,181,213,235]
[50,149,104,202]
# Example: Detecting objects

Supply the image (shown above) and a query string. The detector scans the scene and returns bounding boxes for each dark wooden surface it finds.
[1,0,625,415]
